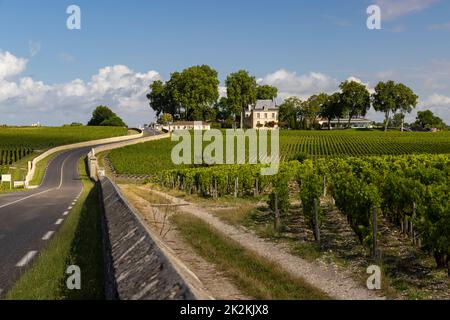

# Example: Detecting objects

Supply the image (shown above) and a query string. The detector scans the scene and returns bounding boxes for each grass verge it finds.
[6,157,104,300]
[171,213,330,300]
[29,151,64,187]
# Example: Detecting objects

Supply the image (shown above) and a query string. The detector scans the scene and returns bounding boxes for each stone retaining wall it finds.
[99,177,195,300]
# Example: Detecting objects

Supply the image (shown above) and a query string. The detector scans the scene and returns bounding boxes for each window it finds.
[272,113,275,118]
[257,113,260,119]
[265,113,268,119]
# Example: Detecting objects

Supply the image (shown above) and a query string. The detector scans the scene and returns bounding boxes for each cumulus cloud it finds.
[374,0,438,20]
[0,51,28,79]
[0,51,160,126]
[258,69,338,100]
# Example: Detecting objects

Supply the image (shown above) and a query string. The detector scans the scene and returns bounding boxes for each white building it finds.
[317,118,373,129]
[244,100,279,129]
[164,121,211,132]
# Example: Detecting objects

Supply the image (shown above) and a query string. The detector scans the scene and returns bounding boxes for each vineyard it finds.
[157,154,450,277]
[0,147,33,166]
[0,126,128,177]
[280,130,450,159]
[107,129,450,175]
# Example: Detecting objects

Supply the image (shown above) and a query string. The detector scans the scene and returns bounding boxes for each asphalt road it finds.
[0,147,91,297]
[0,128,162,297]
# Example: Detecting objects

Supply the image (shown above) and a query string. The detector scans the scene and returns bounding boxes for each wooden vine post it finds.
[372,205,379,260]
[274,193,281,232]
[313,198,320,244]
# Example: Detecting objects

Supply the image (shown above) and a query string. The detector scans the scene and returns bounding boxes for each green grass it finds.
[108,129,450,175]
[0,126,128,150]
[6,158,104,300]
[171,213,329,300]
[29,152,65,187]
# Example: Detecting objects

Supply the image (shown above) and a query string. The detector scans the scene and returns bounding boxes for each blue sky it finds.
[0,0,449,126]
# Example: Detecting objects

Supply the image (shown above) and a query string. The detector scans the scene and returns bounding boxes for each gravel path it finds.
[149,188,385,300]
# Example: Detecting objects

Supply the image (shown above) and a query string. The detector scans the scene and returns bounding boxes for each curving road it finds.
[0,129,161,297]
[0,147,90,296]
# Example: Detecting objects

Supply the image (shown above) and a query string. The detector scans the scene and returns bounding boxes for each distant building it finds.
[244,100,279,129]
[317,118,373,129]
[163,121,211,132]
[31,122,41,127]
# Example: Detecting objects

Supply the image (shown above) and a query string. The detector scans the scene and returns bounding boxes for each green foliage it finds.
[268,170,291,217]
[148,65,220,121]
[226,70,257,126]
[372,81,418,131]
[257,85,278,100]
[319,93,343,129]
[415,110,447,129]
[157,113,173,125]
[298,163,324,234]
[339,80,371,126]
[279,97,303,129]
[88,106,126,127]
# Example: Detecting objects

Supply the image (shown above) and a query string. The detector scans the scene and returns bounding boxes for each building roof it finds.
[171,121,210,126]
[254,99,278,110]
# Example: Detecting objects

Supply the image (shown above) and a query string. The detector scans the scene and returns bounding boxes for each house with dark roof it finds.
[244,100,279,129]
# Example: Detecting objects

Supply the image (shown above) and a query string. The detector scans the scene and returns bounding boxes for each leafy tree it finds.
[391,113,404,128]
[304,93,328,129]
[279,97,303,129]
[339,80,371,128]
[372,81,398,132]
[157,113,173,125]
[320,92,343,130]
[147,80,175,118]
[396,83,418,131]
[100,116,127,127]
[257,85,278,100]
[226,70,257,128]
[88,106,126,127]
[373,81,418,131]
[147,65,219,121]
[415,110,446,129]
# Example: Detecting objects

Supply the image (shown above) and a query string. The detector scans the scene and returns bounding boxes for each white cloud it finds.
[258,69,338,100]
[28,41,41,57]
[0,51,160,126]
[0,51,28,79]
[428,21,450,30]
[374,0,438,20]
[423,93,450,106]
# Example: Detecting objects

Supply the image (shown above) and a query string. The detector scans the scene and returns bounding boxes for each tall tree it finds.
[372,81,398,132]
[320,92,343,130]
[226,70,257,128]
[147,65,219,121]
[279,97,303,129]
[396,83,418,131]
[257,85,278,100]
[304,93,328,129]
[339,80,371,128]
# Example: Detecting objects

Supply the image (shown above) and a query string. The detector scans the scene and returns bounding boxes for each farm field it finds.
[107,129,450,175]
[152,153,450,299]
[0,126,128,187]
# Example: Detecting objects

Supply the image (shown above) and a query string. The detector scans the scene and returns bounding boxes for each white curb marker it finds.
[63,211,69,216]
[16,251,38,267]
[55,219,64,225]
[42,231,55,241]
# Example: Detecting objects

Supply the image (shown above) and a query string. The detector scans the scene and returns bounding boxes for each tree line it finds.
[148,66,278,128]
[147,64,446,131]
